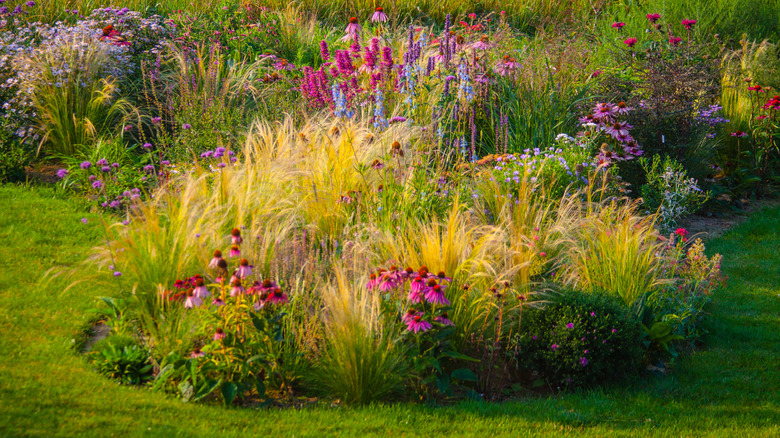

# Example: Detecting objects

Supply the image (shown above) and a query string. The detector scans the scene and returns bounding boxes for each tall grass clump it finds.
[312,270,408,405]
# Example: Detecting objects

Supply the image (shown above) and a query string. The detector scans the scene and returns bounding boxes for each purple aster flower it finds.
[113,271,122,277]
[92,180,103,189]
[566,322,574,329]
[551,344,558,351]
[182,123,191,130]
[56,169,68,178]
[152,117,161,124]
[80,161,91,169]
[580,357,588,366]
[81,218,88,224]
[142,143,152,148]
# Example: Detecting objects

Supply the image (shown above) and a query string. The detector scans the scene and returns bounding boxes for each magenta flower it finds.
[682,19,696,30]
[425,284,450,305]
[669,36,683,46]
[213,328,225,341]
[592,102,617,121]
[496,55,520,76]
[236,258,253,278]
[646,13,661,23]
[551,344,558,351]
[612,22,625,30]
[580,356,589,366]
[434,313,454,326]
[615,101,632,115]
[212,297,225,306]
[230,228,243,245]
[230,279,245,297]
[730,131,747,137]
[80,161,91,169]
[605,121,633,139]
[343,17,362,43]
[267,288,289,305]
[184,291,203,308]
[378,274,398,292]
[193,278,210,299]
[566,322,574,329]
[471,36,491,51]
[190,348,205,358]
[623,38,638,48]
[402,308,419,324]
[406,315,432,333]
[208,250,224,269]
[182,123,192,130]
[366,273,380,290]
[674,228,689,238]
[56,168,68,178]
[152,117,161,124]
[371,7,388,23]
[142,143,152,149]
[407,288,424,304]
[229,245,240,258]
[410,276,426,294]
[113,271,122,277]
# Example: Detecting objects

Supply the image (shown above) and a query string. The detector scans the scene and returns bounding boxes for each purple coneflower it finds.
[605,121,633,139]
[406,315,432,333]
[592,102,617,120]
[213,328,225,341]
[230,228,243,244]
[615,101,632,115]
[471,35,490,51]
[378,274,397,292]
[190,348,205,358]
[366,273,380,290]
[212,297,225,306]
[434,271,452,283]
[343,17,362,43]
[371,6,388,23]
[229,245,240,258]
[434,313,454,326]
[647,13,661,23]
[496,55,520,76]
[580,356,589,366]
[184,289,203,308]
[209,250,224,269]
[193,277,210,299]
[230,279,245,297]
[402,308,419,324]
[236,258,253,278]
[267,288,289,305]
[424,283,450,305]
[730,131,747,137]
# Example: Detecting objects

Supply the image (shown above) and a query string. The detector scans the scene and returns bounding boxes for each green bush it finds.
[514,290,643,389]
[0,141,31,184]
[89,336,153,385]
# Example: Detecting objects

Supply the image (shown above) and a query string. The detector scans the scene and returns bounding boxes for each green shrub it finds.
[90,334,139,354]
[89,338,153,385]
[640,155,709,234]
[514,290,643,389]
[0,140,31,184]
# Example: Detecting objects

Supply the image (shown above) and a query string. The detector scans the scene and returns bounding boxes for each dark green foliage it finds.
[89,339,153,385]
[0,134,31,184]
[514,290,643,389]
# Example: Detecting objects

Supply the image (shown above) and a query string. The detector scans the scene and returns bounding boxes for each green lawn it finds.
[0,184,778,437]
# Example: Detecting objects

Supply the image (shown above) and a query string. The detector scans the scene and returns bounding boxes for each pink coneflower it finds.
[730,131,747,137]
[212,297,225,306]
[267,288,289,304]
[425,284,450,305]
[406,314,432,333]
[434,312,454,326]
[230,228,243,245]
[551,344,558,351]
[378,274,398,292]
[236,258,253,278]
[612,22,625,30]
[747,85,765,92]
[190,348,205,358]
[682,19,696,30]
[592,102,617,121]
[471,35,490,51]
[410,276,426,294]
[623,37,638,47]
[669,36,683,46]
[615,101,632,115]
[257,279,278,294]
[184,289,203,308]
[343,17,362,43]
[407,288,424,303]
[366,273,380,290]
[193,277,210,299]
[213,328,225,341]
[402,308,419,324]
[371,6,388,23]
[229,245,240,258]
[230,279,245,297]
[273,59,295,70]
[434,270,453,283]
[496,55,520,76]
[399,266,416,279]
[646,13,661,23]
[605,121,633,139]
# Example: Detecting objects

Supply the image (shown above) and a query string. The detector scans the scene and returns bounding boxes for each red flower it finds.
[623,38,638,47]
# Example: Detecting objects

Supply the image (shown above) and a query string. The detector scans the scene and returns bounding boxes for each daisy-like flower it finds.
[615,101,632,115]
[592,102,617,121]
[730,131,748,137]
[230,278,245,297]
[496,55,520,76]
[402,308,419,324]
[623,38,638,48]
[184,289,203,308]
[230,228,243,245]
[682,19,696,30]
[80,161,91,169]
[212,297,225,306]
[208,250,224,269]
[56,169,68,178]
[399,266,416,279]
[267,288,289,305]
[434,271,452,283]
[236,258,253,278]
[406,314,432,333]
[229,245,240,258]
[378,274,397,292]
[371,6,388,23]
[257,279,278,294]
[425,283,450,305]
[646,13,661,23]
[410,276,426,295]
[193,277,210,298]
[605,121,633,139]
[612,22,626,30]
[471,35,490,51]
[366,273,380,290]
[273,59,295,71]
[747,85,764,92]
[190,348,205,358]
[434,312,454,326]
[213,328,225,341]
[343,17,362,43]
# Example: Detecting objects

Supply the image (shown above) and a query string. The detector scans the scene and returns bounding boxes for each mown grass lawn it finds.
[0,184,778,437]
